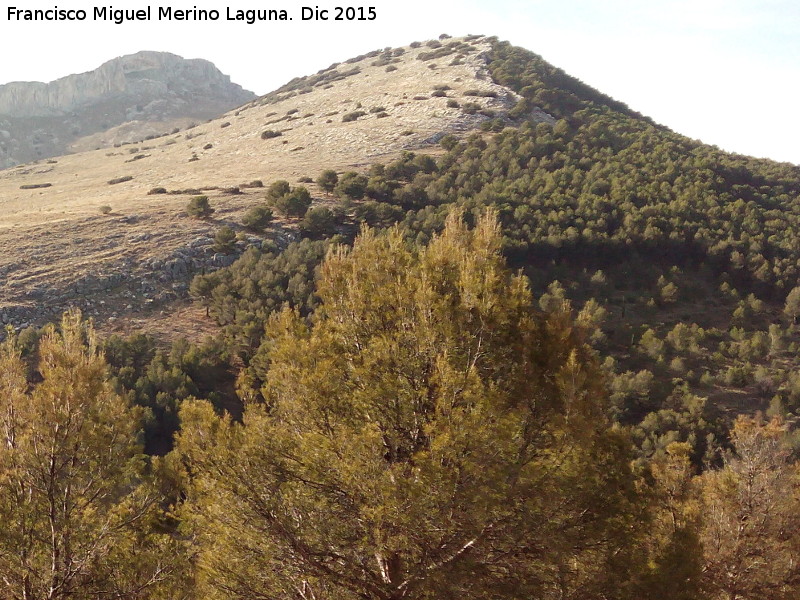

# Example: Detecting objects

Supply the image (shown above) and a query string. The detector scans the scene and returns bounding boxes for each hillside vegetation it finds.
[2,35,800,599]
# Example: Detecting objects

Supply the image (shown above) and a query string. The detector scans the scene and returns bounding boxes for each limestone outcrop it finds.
[0,51,255,167]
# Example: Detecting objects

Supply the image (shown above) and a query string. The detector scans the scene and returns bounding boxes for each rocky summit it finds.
[0,51,255,167]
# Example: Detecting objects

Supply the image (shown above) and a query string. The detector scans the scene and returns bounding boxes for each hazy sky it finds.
[1,0,798,164]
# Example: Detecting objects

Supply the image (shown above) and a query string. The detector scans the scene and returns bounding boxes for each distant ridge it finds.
[0,51,255,166]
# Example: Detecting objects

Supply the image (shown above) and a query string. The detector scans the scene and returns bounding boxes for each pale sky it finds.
[1,0,798,164]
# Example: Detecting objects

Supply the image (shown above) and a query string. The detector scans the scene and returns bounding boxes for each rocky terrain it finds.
[0,51,255,167]
[0,36,547,338]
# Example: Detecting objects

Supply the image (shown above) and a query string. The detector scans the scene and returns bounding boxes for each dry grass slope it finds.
[0,36,523,336]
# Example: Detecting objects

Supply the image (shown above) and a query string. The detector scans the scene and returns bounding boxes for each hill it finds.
[2,34,800,460]
[4,34,800,599]
[0,35,520,334]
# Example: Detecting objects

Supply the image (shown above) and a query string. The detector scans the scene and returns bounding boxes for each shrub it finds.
[148,187,167,195]
[213,226,237,254]
[300,207,337,239]
[298,176,313,183]
[271,186,312,218]
[261,130,282,139]
[385,65,398,72]
[335,172,368,200]
[446,99,460,108]
[342,111,367,122]
[267,180,291,200]
[464,89,498,98]
[99,205,112,215]
[242,205,274,231]
[186,195,214,219]
[108,176,133,185]
[440,134,458,150]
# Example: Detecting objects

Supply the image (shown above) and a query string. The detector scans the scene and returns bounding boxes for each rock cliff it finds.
[0,51,255,167]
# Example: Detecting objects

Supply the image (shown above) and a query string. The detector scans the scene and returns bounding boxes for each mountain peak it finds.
[0,51,254,166]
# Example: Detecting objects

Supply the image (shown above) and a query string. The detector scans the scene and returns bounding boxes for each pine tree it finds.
[700,416,800,599]
[636,442,704,599]
[177,211,641,600]
[0,311,187,599]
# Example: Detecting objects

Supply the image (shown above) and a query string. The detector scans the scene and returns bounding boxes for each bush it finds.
[446,99,460,108]
[261,130,282,139]
[186,195,214,219]
[464,89,498,98]
[213,226,237,254]
[440,134,458,150]
[300,207,337,239]
[148,187,167,195]
[242,205,274,231]
[99,205,112,215]
[108,176,133,185]
[271,186,312,218]
[267,180,291,200]
[342,111,367,123]
[334,172,368,200]
[385,65,398,72]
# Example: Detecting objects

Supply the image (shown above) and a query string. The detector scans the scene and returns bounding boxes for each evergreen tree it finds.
[700,416,800,599]
[177,211,641,600]
[186,195,214,219]
[0,312,187,599]
[317,169,339,195]
[213,225,237,254]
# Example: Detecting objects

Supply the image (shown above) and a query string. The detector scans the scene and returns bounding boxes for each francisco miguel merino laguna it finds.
[7,5,377,23]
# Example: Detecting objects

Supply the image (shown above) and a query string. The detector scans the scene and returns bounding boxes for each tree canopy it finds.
[177,212,641,600]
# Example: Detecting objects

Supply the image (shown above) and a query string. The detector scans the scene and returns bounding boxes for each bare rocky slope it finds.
[0,51,255,167]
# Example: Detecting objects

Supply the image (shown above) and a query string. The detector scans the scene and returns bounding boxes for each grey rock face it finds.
[0,51,255,166]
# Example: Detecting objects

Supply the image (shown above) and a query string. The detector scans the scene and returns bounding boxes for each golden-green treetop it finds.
[178,211,641,600]
[0,311,187,600]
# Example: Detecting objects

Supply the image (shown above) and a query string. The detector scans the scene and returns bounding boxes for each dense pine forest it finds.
[2,37,800,599]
